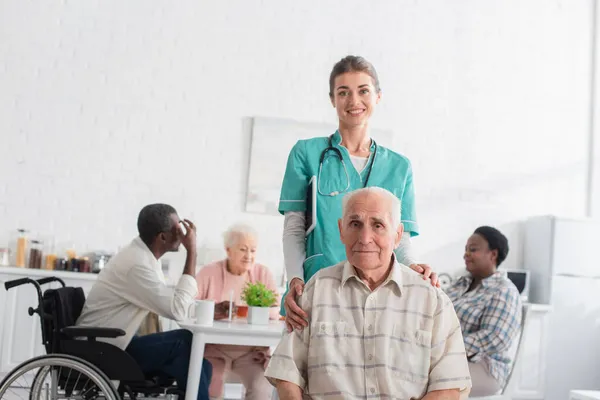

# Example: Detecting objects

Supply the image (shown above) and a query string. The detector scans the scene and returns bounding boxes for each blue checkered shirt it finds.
[444,271,522,388]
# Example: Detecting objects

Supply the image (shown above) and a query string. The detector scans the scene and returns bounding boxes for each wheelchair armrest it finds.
[62,326,126,339]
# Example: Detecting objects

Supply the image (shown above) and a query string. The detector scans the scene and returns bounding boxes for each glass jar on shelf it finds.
[65,244,77,261]
[80,257,91,273]
[44,237,57,270]
[28,239,43,269]
[11,229,28,268]
[0,248,9,266]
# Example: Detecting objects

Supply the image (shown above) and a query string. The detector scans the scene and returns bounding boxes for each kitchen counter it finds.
[0,265,98,282]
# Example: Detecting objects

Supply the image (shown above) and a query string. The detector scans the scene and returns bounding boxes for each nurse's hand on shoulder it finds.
[409,264,440,288]
[284,278,309,332]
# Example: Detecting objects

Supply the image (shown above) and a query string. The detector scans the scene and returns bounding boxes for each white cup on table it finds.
[194,299,215,325]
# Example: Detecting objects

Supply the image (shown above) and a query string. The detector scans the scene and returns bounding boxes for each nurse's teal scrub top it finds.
[279,130,419,287]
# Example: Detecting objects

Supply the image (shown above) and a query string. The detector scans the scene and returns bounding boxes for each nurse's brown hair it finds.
[329,55,381,98]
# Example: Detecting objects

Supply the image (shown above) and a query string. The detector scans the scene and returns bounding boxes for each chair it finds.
[470,304,529,400]
[0,276,181,400]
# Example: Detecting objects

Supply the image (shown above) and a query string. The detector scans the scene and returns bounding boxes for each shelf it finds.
[0,266,286,293]
[0,266,99,281]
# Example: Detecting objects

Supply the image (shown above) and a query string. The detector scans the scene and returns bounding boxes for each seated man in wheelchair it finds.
[76,203,212,399]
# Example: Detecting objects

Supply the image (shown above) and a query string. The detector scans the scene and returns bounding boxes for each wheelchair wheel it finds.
[0,354,120,400]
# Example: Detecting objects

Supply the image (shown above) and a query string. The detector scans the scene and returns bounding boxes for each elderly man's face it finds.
[338,191,403,271]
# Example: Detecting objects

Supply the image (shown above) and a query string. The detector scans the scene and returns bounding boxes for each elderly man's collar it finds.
[341,253,404,292]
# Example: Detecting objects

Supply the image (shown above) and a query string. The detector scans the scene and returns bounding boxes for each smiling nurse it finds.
[279,55,439,331]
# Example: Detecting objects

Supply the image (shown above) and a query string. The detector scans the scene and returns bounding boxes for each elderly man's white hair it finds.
[222,223,258,248]
[341,187,402,228]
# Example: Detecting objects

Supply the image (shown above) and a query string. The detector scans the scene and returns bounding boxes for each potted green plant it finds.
[240,281,277,325]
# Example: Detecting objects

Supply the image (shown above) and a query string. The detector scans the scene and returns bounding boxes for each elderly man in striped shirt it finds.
[265,187,472,400]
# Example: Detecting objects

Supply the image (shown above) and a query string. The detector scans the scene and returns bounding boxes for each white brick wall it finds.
[0,0,594,282]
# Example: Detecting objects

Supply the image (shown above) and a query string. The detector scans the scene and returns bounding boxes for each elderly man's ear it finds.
[395,223,404,248]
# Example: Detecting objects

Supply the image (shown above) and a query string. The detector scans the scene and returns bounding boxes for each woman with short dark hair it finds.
[445,226,523,396]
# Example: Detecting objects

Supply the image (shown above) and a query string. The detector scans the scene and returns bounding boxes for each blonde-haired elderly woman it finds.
[195,224,280,400]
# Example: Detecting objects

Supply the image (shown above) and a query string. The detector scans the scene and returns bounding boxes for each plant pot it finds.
[247,306,270,325]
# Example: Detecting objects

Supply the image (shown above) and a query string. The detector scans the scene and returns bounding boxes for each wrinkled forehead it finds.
[344,194,393,223]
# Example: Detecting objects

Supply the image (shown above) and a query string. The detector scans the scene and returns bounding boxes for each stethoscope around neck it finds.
[317,134,378,196]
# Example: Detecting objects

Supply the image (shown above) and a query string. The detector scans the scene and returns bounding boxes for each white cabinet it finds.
[509,303,552,400]
[0,267,97,378]
[524,216,600,400]
[549,218,600,277]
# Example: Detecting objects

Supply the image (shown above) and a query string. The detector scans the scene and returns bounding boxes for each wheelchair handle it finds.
[4,276,66,291]
[36,277,66,287]
[4,277,36,290]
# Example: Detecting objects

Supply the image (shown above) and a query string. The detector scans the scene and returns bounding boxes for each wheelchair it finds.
[0,276,183,399]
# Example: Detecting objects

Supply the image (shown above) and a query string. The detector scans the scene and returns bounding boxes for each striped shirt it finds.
[265,259,472,399]
[444,271,522,389]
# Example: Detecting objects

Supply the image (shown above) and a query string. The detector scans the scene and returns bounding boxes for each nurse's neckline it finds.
[340,140,372,158]
[334,130,374,156]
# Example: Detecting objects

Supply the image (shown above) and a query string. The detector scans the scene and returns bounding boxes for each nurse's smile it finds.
[347,108,365,116]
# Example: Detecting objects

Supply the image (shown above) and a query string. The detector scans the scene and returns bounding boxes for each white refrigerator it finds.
[524,216,600,400]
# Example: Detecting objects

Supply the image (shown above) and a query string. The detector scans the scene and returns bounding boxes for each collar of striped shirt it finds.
[340,254,403,292]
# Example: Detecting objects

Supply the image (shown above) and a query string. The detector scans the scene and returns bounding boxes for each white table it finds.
[179,319,285,400]
[570,390,600,400]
